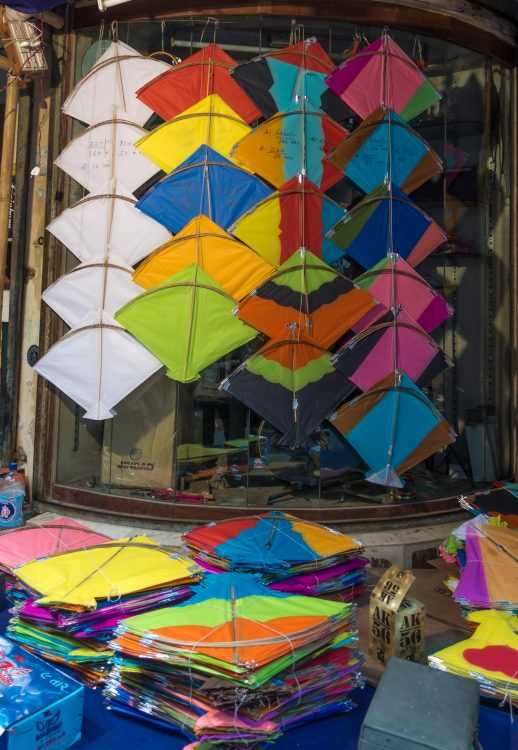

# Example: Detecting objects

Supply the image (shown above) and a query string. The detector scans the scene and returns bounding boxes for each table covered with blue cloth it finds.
[0,610,514,749]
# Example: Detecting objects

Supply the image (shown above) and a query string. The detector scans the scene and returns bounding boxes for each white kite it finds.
[54,120,159,194]
[42,261,143,329]
[62,40,168,126]
[46,189,171,266]
[34,311,163,420]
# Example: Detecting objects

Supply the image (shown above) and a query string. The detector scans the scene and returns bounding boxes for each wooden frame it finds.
[72,0,518,65]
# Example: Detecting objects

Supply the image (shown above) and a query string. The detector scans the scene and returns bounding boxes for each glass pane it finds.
[52,17,514,512]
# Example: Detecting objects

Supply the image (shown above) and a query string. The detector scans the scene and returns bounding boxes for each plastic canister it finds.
[0,463,25,528]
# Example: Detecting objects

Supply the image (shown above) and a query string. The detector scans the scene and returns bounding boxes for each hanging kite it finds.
[55,121,160,194]
[328,182,447,269]
[232,105,348,191]
[330,108,442,195]
[237,249,376,348]
[133,215,274,300]
[115,265,257,383]
[135,145,272,234]
[332,309,450,392]
[230,176,345,267]
[135,94,251,174]
[220,338,355,446]
[330,372,455,487]
[231,37,351,121]
[42,261,143,329]
[47,190,171,267]
[34,312,163,420]
[137,43,261,124]
[354,255,452,334]
[326,32,441,122]
[62,40,169,126]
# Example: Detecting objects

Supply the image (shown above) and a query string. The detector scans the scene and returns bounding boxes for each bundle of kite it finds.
[183,512,368,599]
[7,535,199,684]
[105,572,362,749]
[429,610,518,706]
[0,515,110,604]
[452,524,518,613]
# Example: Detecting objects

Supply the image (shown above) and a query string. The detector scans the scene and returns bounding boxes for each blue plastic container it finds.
[0,464,25,529]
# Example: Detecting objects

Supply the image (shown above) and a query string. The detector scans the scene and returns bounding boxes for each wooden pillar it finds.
[0,74,18,299]
[512,64,518,480]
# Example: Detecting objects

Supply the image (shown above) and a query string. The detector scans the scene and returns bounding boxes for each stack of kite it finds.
[430,493,518,699]
[452,522,518,613]
[429,610,518,706]
[183,511,369,600]
[106,572,363,748]
[34,41,172,418]
[0,515,110,604]
[6,534,199,684]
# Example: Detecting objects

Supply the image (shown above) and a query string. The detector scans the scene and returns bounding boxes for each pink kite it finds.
[0,516,109,573]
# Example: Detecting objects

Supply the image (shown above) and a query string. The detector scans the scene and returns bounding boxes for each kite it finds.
[183,511,365,577]
[230,176,346,267]
[354,255,452,334]
[135,94,251,174]
[62,40,169,126]
[0,517,109,575]
[429,610,518,705]
[330,108,442,195]
[330,372,456,487]
[135,145,272,234]
[42,261,143,329]
[236,248,375,347]
[133,215,274,300]
[34,311,163,420]
[15,535,197,609]
[332,309,450,392]
[328,182,447,268]
[112,572,355,678]
[232,105,348,191]
[55,120,159,194]
[454,525,518,611]
[47,190,171,267]
[136,43,261,124]
[115,265,257,383]
[220,337,355,446]
[231,37,351,121]
[326,33,441,122]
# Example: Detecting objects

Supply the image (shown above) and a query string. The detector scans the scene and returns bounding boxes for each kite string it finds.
[183,18,218,381]
[497,669,517,723]
[384,32,402,483]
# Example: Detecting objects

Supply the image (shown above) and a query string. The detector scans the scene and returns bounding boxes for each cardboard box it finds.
[0,636,84,750]
[101,373,177,489]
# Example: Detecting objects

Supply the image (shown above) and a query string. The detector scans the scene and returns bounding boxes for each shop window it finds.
[50,17,514,510]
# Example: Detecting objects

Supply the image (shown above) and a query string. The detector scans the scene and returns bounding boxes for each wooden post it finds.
[0,74,19,300]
